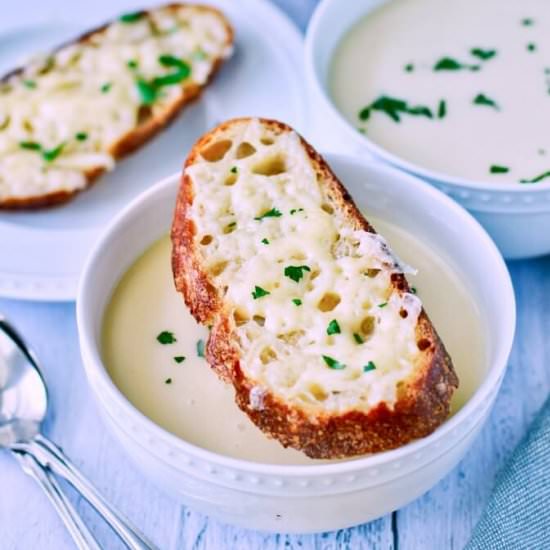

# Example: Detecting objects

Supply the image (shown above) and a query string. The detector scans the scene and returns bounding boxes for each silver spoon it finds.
[0,317,157,550]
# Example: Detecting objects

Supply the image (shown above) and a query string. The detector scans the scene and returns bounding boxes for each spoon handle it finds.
[15,452,102,550]
[24,435,158,550]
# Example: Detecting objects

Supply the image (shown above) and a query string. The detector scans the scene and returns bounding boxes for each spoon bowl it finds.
[0,318,47,447]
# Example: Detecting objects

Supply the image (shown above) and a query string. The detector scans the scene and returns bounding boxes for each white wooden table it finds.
[1,1,549,548]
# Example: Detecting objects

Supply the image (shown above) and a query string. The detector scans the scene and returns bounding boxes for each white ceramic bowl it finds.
[304,0,550,260]
[77,155,515,534]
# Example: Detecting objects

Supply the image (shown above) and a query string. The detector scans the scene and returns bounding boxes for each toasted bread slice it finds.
[171,118,458,458]
[0,4,233,209]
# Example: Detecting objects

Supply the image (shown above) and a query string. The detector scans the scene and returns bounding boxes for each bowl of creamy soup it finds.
[305,0,550,259]
[77,156,514,533]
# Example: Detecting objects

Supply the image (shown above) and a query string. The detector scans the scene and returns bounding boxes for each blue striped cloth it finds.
[466,396,550,549]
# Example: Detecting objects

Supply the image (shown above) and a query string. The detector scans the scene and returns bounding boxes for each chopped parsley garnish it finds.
[157,331,177,344]
[326,319,341,335]
[252,286,270,299]
[254,208,282,220]
[127,60,139,70]
[19,141,41,151]
[378,302,388,308]
[120,12,144,23]
[473,93,499,110]
[22,80,36,89]
[522,18,534,26]
[284,265,311,283]
[434,57,479,71]
[527,43,536,52]
[100,82,112,93]
[322,355,346,370]
[153,55,191,87]
[404,63,414,72]
[292,298,302,306]
[42,143,65,163]
[230,166,238,174]
[353,333,365,344]
[136,79,157,105]
[261,238,270,245]
[363,361,377,373]
[75,132,88,141]
[174,356,186,363]
[196,339,206,357]
[165,378,172,384]
[290,208,304,215]
[437,100,447,119]
[359,95,435,123]
[470,48,497,61]
[490,165,510,174]
[20,141,64,162]
[411,287,417,294]
[520,171,550,184]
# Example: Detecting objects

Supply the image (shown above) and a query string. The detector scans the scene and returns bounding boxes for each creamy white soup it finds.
[331,0,550,184]
[102,219,485,464]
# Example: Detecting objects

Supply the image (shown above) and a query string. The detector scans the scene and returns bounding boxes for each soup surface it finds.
[102,219,485,464]
[331,0,550,184]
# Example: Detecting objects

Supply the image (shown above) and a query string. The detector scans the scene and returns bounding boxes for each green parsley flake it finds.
[23,80,36,89]
[284,265,311,283]
[527,43,536,52]
[490,165,510,174]
[157,331,177,344]
[75,132,88,141]
[292,298,302,306]
[522,18,534,26]
[470,48,497,61]
[322,355,346,370]
[165,378,173,384]
[261,238,270,245]
[101,82,112,93]
[363,361,377,373]
[353,333,364,344]
[378,302,388,308]
[359,96,434,123]
[152,55,191,87]
[230,166,238,174]
[290,208,304,215]
[411,287,417,295]
[174,356,186,364]
[437,100,447,119]
[327,319,341,335]
[42,143,65,163]
[120,12,144,23]
[196,339,206,357]
[404,63,414,72]
[136,79,157,105]
[252,286,270,299]
[520,171,550,184]
[473,93,499,110]
[127,60,139,70]
[20,141,41,151]
[434,57,479,71]
[254,208,282,220]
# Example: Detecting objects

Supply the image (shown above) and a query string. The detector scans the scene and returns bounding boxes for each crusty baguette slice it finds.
[171,118,459,459]
[0,3,233,209]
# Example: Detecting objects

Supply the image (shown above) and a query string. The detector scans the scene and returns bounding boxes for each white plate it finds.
[0,0,307,301]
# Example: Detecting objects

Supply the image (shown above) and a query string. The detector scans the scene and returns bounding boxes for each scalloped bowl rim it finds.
[77,158,515,478]
[304,0,550,195]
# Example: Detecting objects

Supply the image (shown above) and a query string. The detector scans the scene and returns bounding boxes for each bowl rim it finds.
[77,155,516,477]
[304,0,550,194]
